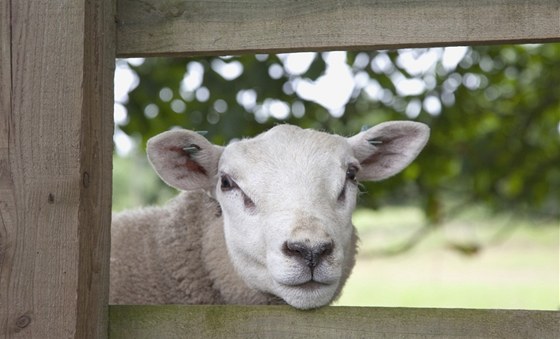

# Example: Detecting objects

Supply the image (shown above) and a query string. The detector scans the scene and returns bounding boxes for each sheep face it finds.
[217,126,359,309]
[147,122,430,309]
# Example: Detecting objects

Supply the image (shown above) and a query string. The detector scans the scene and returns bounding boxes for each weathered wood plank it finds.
[0,0,115,338]
[109,305,560,339]
[0,4,12,337]
[116,0,560,57]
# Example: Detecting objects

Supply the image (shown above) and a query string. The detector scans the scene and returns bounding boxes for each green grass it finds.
[335,207,559,310]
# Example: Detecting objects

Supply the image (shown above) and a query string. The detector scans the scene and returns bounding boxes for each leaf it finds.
[304,54,326,81]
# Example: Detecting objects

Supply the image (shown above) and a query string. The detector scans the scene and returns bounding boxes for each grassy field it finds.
[335,207,559,310]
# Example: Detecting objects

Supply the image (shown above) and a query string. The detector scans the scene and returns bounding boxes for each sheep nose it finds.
[283,240,334,269]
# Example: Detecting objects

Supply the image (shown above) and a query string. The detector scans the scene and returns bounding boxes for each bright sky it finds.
[114,48,469,155]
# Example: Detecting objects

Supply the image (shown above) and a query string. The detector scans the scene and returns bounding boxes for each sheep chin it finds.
[272,280,339,310]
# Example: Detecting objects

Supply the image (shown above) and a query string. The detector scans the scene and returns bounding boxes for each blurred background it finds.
[113,44,559,310]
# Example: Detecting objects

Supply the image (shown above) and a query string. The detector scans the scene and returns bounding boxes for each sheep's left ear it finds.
[348,121,430,181]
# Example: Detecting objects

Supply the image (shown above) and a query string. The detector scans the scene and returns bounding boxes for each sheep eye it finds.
[337,186,347,202]
[339,165,358,202]
[220,174,255,211]
[346,165,358,183]
[220,174,238,191]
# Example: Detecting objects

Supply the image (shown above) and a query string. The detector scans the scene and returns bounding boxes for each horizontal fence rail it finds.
[116,0,560,57]
[109,305,560,338]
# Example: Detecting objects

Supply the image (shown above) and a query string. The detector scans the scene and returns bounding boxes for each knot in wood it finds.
[82,171,90,188]
[15,315,31,329]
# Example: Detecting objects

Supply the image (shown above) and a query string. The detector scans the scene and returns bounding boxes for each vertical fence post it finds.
[0,0,115,337]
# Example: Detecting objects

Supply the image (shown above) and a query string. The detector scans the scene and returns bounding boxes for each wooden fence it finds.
[1,0,559,338]
[109,305,559,338]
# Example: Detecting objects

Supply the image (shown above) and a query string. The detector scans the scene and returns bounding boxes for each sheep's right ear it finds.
[147,130,223,191]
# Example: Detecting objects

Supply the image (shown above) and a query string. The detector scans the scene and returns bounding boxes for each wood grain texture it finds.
[116,0,560,57]
[109,305,560,338]
[0,0,115,337]
[0,1,13,335]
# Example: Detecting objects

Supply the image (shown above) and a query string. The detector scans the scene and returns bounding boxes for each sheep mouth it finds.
[286,280,330,291]
[275,279,339,309]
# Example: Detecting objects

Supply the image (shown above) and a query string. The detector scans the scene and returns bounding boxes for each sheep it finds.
[110,121,429,309]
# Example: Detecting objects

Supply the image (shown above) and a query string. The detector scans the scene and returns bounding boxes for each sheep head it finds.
[147,122,429,309]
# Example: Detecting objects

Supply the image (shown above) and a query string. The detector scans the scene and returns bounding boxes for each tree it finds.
[117,44,560,226]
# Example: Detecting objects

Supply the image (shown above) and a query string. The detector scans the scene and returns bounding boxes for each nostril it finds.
[319,240,334,256]
[282,241,309,258]
[283,240,334,269]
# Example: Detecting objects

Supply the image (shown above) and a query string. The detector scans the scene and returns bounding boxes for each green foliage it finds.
[112,154,176,212]
[118,44,560,222]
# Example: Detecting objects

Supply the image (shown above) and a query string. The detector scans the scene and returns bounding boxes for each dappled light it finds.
[113,44,560,222]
